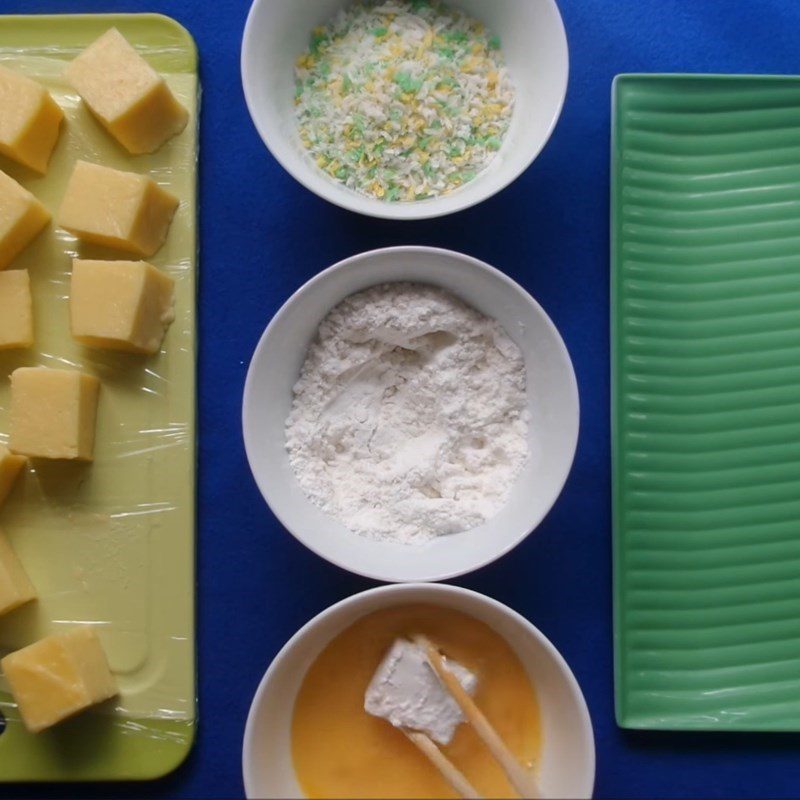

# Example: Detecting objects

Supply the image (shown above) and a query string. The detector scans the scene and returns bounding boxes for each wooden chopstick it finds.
[405,730,482,799]
[415,635,542,800]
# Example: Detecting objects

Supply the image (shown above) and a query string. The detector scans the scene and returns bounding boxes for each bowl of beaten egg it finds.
[241,0,568,220]
[242,246,579,582]
[242,583,595,799]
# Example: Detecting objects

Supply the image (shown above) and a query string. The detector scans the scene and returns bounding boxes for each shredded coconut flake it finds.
[294,0,515,202]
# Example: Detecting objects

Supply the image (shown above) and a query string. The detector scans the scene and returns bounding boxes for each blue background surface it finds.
[3,0,800,797]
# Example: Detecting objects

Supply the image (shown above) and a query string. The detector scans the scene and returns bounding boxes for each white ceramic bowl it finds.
[242,246,579,582]
[241,0,568,220]
[242,583,595,799]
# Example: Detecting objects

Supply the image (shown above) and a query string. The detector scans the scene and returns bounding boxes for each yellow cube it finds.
[57,160,178,257]
[1,627,117,733]
[0,64,64,173]
[65,27,188,155]
[0,445,27,509]
[0,530,36,617]
[9,368,100,461]
[0,270,34,349]
[70,259,175,354]
[0,170,50,270]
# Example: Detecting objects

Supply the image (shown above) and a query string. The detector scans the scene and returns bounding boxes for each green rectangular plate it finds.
[612,74,800,731]
[0,14,197,779]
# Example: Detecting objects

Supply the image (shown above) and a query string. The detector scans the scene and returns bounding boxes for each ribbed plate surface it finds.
[611,75,800,730]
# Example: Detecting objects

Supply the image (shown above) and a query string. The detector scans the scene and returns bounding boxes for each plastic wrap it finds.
[0,14,197,781]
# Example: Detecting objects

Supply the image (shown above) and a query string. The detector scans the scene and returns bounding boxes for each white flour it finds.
[285,282,529,543]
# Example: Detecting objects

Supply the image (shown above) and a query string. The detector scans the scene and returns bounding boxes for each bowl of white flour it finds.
[243,246,578,582]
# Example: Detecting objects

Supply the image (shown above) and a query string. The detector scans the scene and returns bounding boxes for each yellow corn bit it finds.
[487,70,499,88]
[372,182,385,198]
[417,150,430,164]
[406,186,416,202]
[316,156,327,168]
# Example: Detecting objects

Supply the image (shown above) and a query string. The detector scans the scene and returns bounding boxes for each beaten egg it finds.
[291,603,542,799]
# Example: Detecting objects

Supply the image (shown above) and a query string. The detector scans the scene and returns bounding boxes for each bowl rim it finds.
[241,582,596,799]
[241,245,580,582]
[240,0,570,221]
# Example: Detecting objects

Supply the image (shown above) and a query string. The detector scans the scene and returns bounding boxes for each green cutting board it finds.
[0,14,197,779]
[612,75,800,731]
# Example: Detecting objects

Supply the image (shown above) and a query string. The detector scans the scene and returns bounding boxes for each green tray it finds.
[612,74,800,731]
[0,14,197,779]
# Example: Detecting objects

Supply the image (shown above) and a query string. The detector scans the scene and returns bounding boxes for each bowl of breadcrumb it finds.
[241,0,568,219]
